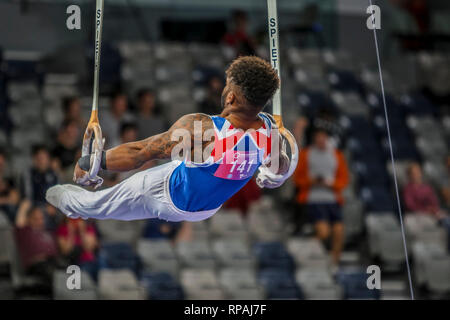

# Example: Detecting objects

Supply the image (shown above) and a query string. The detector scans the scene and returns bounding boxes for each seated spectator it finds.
[222,10,256,57]
[21,145,58,205]
[0,149,20,222]
[62,96,86,129]
[135,88,166,140]
[199,76,224,115]
[51,119,81,172]
[403,162,446,219]
[15,200,58,288]
[293,128,349,265]
[56,217,98,277]
[101,90,135,147]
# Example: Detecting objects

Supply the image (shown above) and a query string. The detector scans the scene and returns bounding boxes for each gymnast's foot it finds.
[46,185,66,208]
[46,184,84,219]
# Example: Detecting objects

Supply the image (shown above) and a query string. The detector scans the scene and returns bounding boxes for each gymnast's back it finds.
[168,113,275,212]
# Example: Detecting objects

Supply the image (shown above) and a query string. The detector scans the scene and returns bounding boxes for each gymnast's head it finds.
[222,56,280,116]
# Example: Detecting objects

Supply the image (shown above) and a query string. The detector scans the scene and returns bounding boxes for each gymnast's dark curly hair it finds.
[226,56,280,108]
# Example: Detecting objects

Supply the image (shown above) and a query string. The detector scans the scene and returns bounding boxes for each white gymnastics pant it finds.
[53,161,219,222]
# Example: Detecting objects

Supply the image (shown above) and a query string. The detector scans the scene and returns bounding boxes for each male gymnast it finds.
[46,56,295,222]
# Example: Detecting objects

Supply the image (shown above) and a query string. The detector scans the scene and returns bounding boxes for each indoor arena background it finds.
[0,0,449,300]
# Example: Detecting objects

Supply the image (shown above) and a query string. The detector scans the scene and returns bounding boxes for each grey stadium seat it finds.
[53,270,97,300]
[286,237,330,269]
[366,214,405,269]
[180,269,225,300]
[137,239,179,276]
[219,268,264,300]
[212,239,255,268]
[98,269,145,300]
[209,210,248,240]
[296,268,342,300]
[190,220,210,240]
[342,200,364,242]
[247,209,285,242]
[96,219,145,246]
[412,241,450,292]
[176,240,216,269]
[404,213,446,246]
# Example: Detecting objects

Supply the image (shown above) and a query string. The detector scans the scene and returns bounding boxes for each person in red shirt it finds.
[14,200,57,286]
[403,162,446,219]
[222,10,256,57]
[56,217,98,266]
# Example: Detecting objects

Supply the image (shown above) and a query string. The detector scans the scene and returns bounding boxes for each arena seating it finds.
[0,41,449,300]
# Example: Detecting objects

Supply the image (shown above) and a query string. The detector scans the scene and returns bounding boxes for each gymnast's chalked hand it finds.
[73,162,104,189]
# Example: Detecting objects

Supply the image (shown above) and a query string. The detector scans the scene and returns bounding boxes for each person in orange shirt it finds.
[293,128,349,264]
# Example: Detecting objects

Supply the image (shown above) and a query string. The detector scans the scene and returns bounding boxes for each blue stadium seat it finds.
[346,116,376,137]
[336,270,380,299]
[297,91,337,117]
[353,160,390,187]
[87,43,121,88]
[142,219,182,240]
[328,70,363,93]
[258,269,303,300]
[380,137,419,161]
[5,59,42,81]
[192,65,223,86]
[98,242,141,275]
[360,186,395,212]
[140,272,184,300]
[400,92,436,116]
[367,93,405,119]
[253,242,295,272]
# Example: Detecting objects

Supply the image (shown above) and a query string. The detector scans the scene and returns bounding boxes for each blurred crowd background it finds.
[0,0,449,300]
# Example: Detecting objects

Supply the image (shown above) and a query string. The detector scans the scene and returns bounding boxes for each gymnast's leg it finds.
[46,163,174,221]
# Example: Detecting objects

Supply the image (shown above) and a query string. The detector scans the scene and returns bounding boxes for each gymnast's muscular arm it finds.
[74,113,213,180]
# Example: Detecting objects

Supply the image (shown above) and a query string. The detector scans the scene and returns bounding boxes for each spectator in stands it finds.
[15,200,58,288]
[293,128,349,265]
[403,162,446,219]
[61,96,86,130]
[101,90,135,147]
[21,145,58,205]
[0,149,20,222]
[222,10,256,57]
[135,88,166,140]
[200,76,224,115]
[56,217,98,272]
[51,119,81,172]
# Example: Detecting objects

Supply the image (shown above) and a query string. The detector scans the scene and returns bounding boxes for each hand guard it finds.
[79,121,105,189]
[74,151,105,189]
[256,165,289,189]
